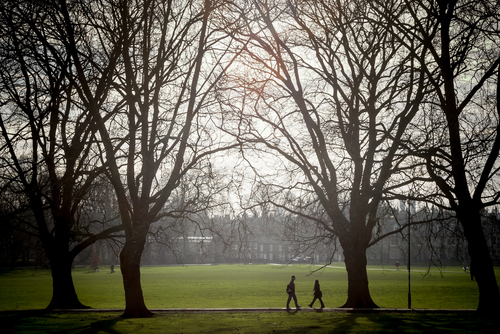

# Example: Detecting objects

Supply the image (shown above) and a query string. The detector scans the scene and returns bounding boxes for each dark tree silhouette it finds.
[227,0,429,308]
[61,0,241,317]
[380,0,500,312]
[0,0,123,309]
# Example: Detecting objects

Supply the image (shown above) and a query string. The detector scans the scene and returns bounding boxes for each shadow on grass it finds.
[3,310,498,334]
[66,317,124,334]
[1,310,125,334]
[264,312,498,334]
[315,313,497,334]
[311,308,325,312]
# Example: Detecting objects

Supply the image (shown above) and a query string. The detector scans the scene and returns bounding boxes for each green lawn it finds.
[0,264,496,310]
[1,311,497,334]
[1,264,499,333]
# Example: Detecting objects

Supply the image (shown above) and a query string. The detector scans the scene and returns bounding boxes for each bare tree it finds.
[0,0,123,309]
[145,167,241,265]
[225,0,429,308]
[380,0,500,312]
[59,0,242,317]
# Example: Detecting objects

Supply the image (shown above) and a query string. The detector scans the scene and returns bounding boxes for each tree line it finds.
[0,0,499,317]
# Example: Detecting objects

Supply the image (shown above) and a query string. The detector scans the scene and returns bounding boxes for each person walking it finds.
[308,279,325,308]
[286,275,301,310]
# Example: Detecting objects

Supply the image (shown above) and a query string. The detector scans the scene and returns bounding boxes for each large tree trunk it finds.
[40,214,88,310]
[120,228,153,318]
[46,256,89,310]
[458,208,500,314]
[341,245,378,308]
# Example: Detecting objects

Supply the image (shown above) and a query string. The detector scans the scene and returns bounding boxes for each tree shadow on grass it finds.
[66,316,124,334]
[2,309,50,332]
[313,312,497,334]
[328,313,423,333]
[2,310,124,334]
[265,312,497,334]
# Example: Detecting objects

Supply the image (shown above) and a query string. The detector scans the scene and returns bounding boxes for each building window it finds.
[270,244,273,252]
[260,244,264,252]
[279,245,282,252]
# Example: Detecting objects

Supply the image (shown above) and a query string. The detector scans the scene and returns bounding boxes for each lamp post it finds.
[407,201,411,310]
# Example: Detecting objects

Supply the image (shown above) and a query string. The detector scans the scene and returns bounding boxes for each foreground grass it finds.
[2,264,499,333]
[1,310,498,333]
[1,264,496,310]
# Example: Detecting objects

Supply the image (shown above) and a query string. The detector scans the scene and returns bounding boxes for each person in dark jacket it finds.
[286,275,301,310]
[308,279,325,308]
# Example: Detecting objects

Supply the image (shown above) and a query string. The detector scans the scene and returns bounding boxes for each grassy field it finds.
[1,311,497,333]
[0,263,496,310]
[1,264,499,333]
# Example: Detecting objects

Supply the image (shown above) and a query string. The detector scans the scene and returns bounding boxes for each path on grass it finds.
[40,308,477,315]
[268,263,471,274]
